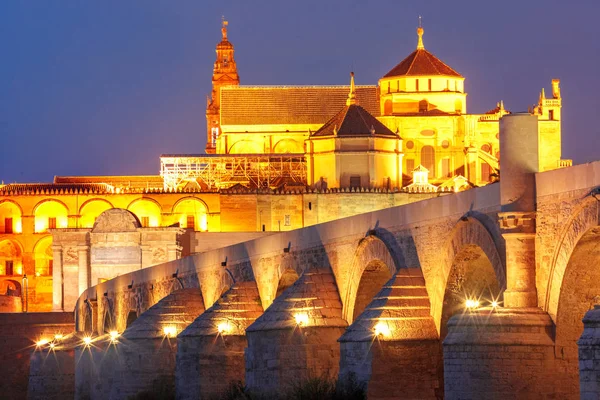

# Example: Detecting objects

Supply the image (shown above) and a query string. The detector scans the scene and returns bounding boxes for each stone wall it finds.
[0,312,73,400]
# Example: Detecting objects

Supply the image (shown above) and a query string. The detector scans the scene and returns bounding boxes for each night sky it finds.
[1,1,598,183]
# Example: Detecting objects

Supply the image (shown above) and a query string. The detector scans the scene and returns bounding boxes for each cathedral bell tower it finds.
[205,18,240,154]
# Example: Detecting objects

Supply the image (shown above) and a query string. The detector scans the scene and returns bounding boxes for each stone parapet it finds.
[443,308,563,399]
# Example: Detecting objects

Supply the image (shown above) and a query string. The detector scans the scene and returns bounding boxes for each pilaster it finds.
[52,245,63,311]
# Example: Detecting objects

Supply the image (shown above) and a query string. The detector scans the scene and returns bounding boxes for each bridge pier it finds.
[444,308,559,399]
[245,268,347,394]
[339,268,441,399]
[175,281,263,399]
[27,335,77,400]
[100,288,205,399]
[578,305,600,399]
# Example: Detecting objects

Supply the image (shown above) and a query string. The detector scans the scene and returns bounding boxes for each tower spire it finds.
[346,72,358,106]
[417,16,425,50]
[221,16,228,41]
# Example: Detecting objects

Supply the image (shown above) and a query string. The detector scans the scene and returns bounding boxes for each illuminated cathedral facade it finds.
[0,20,567,312]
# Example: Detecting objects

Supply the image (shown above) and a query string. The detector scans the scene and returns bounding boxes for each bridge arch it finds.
[435,217,505,334]
[343,235,399,324]
[545,197,599,322]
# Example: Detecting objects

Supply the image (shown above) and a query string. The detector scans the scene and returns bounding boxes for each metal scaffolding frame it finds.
[160,153,307,190]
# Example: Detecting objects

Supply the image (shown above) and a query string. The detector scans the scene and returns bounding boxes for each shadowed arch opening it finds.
[276,268,299,298]
[126,310,138,328]
[343,235,398,323]
[273,254,300,302]
[440,244,500,339]
[435,218,505,332]
[353,260,392,322]
[554,226,600,396]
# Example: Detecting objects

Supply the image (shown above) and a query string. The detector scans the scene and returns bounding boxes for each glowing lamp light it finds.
[49,342,56,350]
[217,322,231,334]
[82,336,92,346]
[294,312,309,326]
[465,299,480,310]
[54,334,64,341]
[373,322,391,337]
[163,325,177,338]
[109,331,120,342]
[36,339,49,347]
[491,301,499,308]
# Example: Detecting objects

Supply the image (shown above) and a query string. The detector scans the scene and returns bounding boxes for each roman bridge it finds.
[27,116,600,399]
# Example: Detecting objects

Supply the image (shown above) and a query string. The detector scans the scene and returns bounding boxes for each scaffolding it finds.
[160,153,307,190]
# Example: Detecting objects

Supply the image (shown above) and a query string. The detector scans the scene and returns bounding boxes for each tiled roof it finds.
[383,49,462,78]
[312,104,397,137]
[55,175,164,189]
[220,86,379,126]
[0,183,114,194]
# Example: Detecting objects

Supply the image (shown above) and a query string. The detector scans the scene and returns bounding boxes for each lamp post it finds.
[22,274,28,313]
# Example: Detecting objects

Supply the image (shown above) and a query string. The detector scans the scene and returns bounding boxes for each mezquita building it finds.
[0,21,566,312]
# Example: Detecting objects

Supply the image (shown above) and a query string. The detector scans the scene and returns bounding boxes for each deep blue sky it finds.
[1,1,598,183]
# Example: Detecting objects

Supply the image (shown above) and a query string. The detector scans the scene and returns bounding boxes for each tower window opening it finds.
[387,82,390,94]
[549,110,554,120]
[428,79,432,91]
[416,79,419,91]
[397,80,399,92]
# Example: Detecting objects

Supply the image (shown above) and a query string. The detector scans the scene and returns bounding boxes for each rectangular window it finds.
[6,261,13,276]
[549,110,554,120]
[349,176,361,188]
[416,79,419,91]
[141,216,149,228]
[48,217,57,230]
[48,260,53,276]
[4,218,12,234]
[396,80,399,92]
[387,82,390,93]
[406,159,415,174]
[186,215,195,230]
[442,158,451,178]
[284,215,291,226]
[428,79,432,91]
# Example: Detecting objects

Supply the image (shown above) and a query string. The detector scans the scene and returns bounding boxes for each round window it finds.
[406,141,414,150]
[441,140,450,149]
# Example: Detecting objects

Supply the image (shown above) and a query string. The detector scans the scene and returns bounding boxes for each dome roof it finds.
[383,48,462,78]
[383,25,462,79]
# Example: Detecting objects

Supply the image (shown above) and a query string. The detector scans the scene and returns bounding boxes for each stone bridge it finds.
[28,115,600,399]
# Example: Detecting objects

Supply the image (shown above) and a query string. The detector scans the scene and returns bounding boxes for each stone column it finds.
[578,305,600,399]
[52,245,63,311]
[499,212,537,308]
[77,245,90,296]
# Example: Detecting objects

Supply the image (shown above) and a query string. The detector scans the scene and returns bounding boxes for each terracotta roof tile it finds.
[384,49,462,78]
[220,86,379,126]
[312,104,397,137]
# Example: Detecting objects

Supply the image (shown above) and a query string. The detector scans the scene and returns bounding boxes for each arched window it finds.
[421,146,435,176]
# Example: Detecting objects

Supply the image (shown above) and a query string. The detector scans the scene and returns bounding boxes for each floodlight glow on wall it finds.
[217,321,231,334]
[373,322,391,337]
[163,325,177,338]
[294,312,309,326]
[465,299,480,310]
